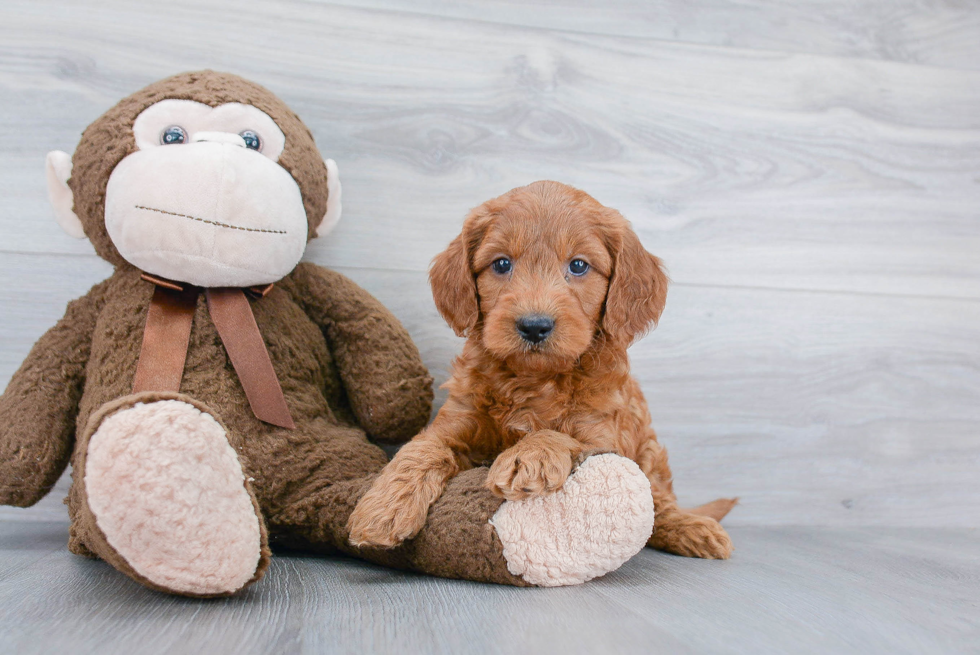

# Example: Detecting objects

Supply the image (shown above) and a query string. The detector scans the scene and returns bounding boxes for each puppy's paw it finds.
[347,490,427,549]
[651,513,733,560]
[348,438,460,548]
[487,442,574,501]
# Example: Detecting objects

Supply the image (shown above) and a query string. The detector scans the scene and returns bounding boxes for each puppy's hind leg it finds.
[636,435,734,560]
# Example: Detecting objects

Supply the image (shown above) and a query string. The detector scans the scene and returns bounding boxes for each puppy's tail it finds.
[687,497,739,522]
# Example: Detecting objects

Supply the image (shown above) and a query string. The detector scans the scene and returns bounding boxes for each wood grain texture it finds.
[0,0,978,532]
[1,0,979,298]
[332,0,980,71]
[1,521,977,654]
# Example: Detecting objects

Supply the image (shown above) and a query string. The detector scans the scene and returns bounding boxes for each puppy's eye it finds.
[161,126,186,145]
[569,259,590,276]
[491,258,512,275]
[239,130,261,150]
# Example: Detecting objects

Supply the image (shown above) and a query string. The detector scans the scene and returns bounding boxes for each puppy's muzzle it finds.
[516,315,554,344]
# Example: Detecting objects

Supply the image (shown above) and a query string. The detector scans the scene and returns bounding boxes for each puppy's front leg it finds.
[348,415,472,548]
[487,430,583,501]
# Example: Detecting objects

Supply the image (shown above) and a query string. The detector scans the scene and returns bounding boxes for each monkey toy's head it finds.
[46,70,341,288]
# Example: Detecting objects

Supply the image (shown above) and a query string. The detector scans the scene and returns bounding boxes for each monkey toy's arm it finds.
[281,263,434,444]
[0,280,107,507]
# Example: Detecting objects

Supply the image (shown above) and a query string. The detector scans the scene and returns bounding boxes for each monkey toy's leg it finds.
[266,427,655,587]
[68,392,270,597]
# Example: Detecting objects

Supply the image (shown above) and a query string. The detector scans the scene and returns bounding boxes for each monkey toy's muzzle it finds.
[104,138,309,288]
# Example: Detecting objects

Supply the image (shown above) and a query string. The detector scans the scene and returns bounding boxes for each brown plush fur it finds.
[349,181,736,559]
[0,71,532,593]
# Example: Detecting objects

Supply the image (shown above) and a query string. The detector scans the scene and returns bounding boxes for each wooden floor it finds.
[0,521,977,655]
[1,0,978,652]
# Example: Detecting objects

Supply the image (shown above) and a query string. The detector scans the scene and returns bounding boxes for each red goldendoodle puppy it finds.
[348,180,735,560]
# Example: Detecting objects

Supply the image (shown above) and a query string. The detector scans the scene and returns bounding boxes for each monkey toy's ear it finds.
[45,150,86,239]
[312,158,343,239]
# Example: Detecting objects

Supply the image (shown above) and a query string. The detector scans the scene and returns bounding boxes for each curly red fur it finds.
[349,181,735,559]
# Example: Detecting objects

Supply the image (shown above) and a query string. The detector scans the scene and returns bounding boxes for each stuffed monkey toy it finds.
[0,71,653,596]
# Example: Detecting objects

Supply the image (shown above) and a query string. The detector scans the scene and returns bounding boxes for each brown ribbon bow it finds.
[132,273,296,429]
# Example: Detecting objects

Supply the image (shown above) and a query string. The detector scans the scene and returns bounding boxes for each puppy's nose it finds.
[516,315,554,344]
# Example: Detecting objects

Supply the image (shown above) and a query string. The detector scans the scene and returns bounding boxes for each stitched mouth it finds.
[134,205,287,235]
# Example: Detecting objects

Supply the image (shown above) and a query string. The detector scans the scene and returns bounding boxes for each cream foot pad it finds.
[85,400,262,595]
[490,453,655,586]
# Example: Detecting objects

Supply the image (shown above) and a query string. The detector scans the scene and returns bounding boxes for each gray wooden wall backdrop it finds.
[0,0,978,528]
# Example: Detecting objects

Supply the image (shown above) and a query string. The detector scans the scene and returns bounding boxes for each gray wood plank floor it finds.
[1,0,978,652]
[1,521,977,655]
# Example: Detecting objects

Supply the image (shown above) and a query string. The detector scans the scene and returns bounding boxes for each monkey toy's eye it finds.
[569,259,590,276]
[491,258,512,275]
[239,130,261,150]
[160,126,186,145]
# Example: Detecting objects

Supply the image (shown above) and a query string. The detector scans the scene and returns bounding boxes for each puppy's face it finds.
[472,193,611,369]
[431,181,669,372]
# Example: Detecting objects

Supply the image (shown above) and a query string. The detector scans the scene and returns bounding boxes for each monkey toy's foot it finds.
[75,394,269,597]
[490,453,654,586]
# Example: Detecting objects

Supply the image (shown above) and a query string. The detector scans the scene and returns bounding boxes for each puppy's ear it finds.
[430,230,479,337]
[603,223,669,344]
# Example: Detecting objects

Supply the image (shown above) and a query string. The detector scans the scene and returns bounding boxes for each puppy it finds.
[348,181,735,559]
